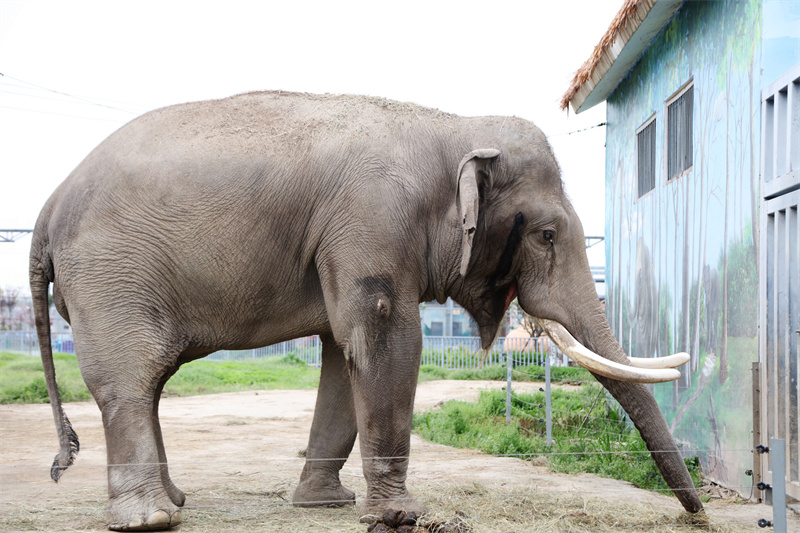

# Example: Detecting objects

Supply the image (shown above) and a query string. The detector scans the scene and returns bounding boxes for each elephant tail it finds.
[30,229,79,482]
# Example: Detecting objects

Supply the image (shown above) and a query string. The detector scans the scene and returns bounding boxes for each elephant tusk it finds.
[628,352,690,369]
[535,318,682,384]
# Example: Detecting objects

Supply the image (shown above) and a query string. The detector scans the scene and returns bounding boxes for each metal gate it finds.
[758,62,800,501]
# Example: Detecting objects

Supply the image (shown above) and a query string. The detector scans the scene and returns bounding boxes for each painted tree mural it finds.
[604,0,761,493]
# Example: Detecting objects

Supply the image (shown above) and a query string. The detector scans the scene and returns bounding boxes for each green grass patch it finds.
[0,351,90,403]
[2,350,591,406]
[413,385,702,495]
[418,363,593,384]
[0,351,320,404]
[163,354,320,396]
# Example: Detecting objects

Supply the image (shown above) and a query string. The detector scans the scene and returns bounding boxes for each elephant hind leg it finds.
[293,335,357,507]
[76,334,184,531]
[153,372,185,507]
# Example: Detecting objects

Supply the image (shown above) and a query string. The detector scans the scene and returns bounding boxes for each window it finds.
[667,83,693,179]
[637,117,656,198]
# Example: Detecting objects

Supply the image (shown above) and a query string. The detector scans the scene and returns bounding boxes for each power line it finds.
[0,72,141,115]
[0,87,142,113]
[546,121,607,138]
[0,80,146,111]
[0,104,129,123]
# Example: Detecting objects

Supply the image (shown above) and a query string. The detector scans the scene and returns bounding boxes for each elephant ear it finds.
[456,148,500,277]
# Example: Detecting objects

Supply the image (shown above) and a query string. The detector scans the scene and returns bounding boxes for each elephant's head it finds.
[448,143,703,513]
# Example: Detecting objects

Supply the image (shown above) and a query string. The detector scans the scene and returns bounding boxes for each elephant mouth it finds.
[535,318,689,383]
[503,282,518,315]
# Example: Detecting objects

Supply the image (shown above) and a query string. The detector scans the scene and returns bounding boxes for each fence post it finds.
[752,362,763,502]
[545,353,552,446]
[771,438,788,533]
[506,352,512,424]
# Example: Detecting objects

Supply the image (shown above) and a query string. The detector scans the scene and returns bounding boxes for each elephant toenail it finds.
[145,510,171,528]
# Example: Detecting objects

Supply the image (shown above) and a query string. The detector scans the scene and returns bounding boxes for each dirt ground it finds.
[1,380,797,532]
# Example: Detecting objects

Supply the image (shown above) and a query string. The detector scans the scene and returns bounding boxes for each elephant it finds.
[630,238,658,360]
[29,91,702,531]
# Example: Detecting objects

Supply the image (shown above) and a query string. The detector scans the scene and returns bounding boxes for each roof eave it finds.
[570,0,686,114]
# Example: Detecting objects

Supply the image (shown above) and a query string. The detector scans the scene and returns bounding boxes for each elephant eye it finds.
[542,230,555,244]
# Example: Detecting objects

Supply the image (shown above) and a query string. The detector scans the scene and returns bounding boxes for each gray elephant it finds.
[30,91,701,531]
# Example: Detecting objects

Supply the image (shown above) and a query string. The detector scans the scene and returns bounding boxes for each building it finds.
[420,298,478,337]
[562,0,798,501]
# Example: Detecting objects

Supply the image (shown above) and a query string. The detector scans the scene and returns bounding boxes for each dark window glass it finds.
[668,86,693,179]
[637,119,656,197]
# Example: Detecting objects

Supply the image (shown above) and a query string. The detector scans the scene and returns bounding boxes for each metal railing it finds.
[206,337,323,365]
[0,331,74,356]
[420,335,563,369]
[0,331,565,369]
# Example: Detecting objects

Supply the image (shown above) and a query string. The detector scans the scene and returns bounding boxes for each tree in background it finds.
[506,299,544,337]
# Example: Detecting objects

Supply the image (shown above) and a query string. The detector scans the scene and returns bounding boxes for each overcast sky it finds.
[0,0,620,295]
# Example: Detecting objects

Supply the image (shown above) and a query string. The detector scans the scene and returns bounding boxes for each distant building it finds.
[420,298,478,338]
[562,0,799,501]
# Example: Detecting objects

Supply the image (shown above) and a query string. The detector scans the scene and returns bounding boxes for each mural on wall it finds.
[604,0,761,491]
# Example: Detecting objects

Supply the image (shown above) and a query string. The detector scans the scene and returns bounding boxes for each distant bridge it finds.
[0,229,33,243]
[585,235,604,248]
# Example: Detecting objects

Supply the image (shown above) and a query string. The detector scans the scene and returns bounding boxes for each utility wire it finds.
[0,87,141,113]
[505,375,716,432]
[1,444,754,470]
[0,104,129,123]
[546,121,607,138]
[0,72,141,114]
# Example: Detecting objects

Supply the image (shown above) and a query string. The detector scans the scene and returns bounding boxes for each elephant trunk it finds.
[579,321,704,513]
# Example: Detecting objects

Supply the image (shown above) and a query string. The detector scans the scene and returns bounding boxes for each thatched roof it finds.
[560,0,686,114]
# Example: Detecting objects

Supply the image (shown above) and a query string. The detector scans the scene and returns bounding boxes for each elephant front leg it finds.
[315,256,426,516]
[293,334,358,507]
[345,315,424,517]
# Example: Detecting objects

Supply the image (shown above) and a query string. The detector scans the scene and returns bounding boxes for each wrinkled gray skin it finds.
[30,92,702,531]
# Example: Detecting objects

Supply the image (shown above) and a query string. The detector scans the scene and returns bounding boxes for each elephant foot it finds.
[357,493,426,522]
[165,481,185,507]
[106,492,182,531]
[292,478,356,508]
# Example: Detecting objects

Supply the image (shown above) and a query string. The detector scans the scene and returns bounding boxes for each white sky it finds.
[0,0,620,295]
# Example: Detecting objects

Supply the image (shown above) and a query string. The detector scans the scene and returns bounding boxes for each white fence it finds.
[0,331,565,369]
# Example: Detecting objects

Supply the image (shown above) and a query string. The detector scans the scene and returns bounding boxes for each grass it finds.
[1,351,588,405]
[163,354,320,396]
[0,351,91,403]
[412,385,703,495]
[0,351,320,404]
[418,363,593,383]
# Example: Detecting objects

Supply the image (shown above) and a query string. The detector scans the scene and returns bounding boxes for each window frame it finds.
[636,114,657,200]
[665,80,694,182]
